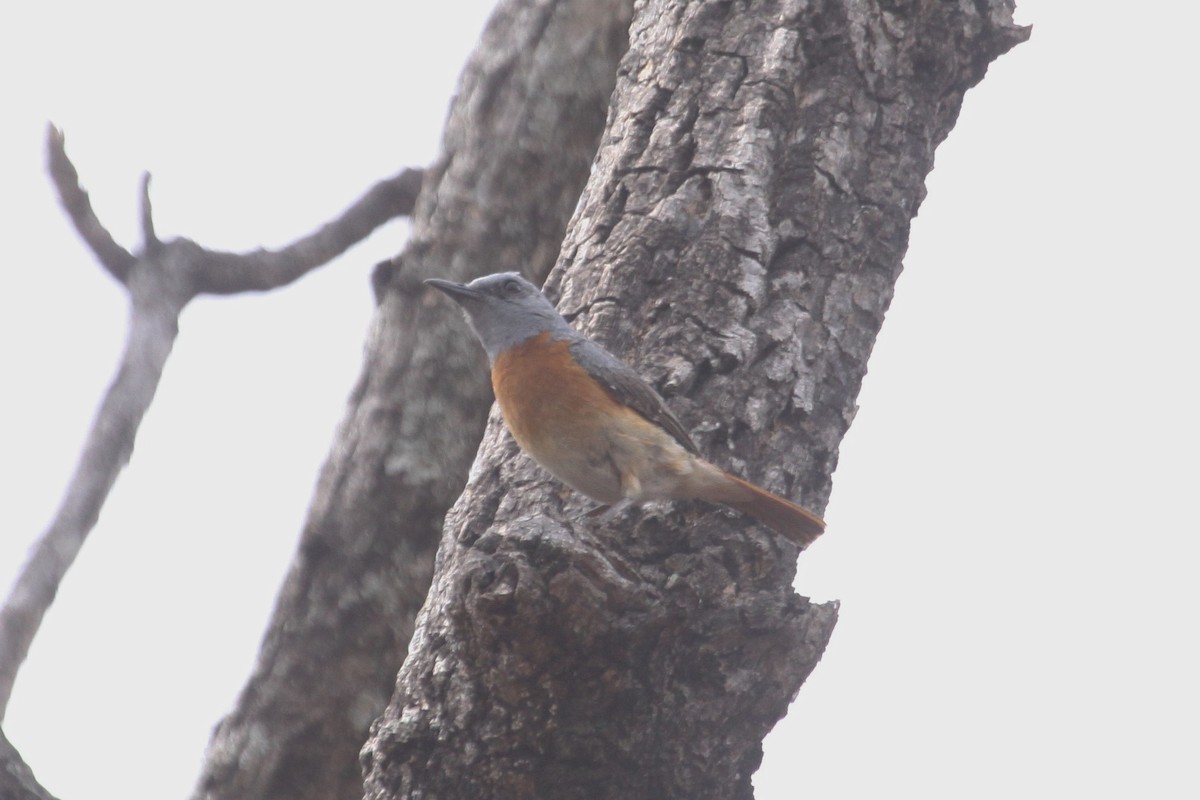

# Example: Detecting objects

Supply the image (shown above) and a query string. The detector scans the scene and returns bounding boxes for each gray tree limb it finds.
[363,2,1028,799]
[189,2,635,799]
[44,126,138,282]
[0,126,422,778]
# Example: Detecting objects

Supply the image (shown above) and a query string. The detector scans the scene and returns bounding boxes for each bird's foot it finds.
[580,498,634,526]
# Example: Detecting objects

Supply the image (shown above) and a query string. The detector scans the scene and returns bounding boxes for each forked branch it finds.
[0,126,425,728]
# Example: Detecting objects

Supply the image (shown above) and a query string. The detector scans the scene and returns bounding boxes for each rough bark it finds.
[0,729,57,800]
[363,2,1027,799]
[190,2,634,800]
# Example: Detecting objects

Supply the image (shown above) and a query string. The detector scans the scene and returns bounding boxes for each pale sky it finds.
[2,2,1196,799]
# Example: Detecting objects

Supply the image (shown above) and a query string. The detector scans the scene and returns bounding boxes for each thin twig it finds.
[45,124,136,283]
[195,167,425,294]
[139,172,159,252]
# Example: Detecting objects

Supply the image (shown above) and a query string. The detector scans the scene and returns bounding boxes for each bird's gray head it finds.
[425,272,573,363]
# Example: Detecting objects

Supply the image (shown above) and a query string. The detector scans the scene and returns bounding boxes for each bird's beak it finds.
[425,278,480,304]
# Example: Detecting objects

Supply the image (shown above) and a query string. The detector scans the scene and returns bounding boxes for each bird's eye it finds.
[502,278,522,296]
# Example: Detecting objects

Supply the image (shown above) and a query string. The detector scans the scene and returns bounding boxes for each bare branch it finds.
[0,274,184,720]
[194,167,424,295]
[4,134,425,725]
[45,124,136,283]
[139,172,159,252]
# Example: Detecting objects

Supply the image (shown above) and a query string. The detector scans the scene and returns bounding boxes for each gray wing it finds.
[568,337,700,455]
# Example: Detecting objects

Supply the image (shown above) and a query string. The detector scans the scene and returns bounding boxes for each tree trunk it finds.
[362,2,1027,799]
[1,728,57,800]
[191,2,633,799]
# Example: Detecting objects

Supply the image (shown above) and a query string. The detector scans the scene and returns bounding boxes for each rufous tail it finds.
[715,472,825,547]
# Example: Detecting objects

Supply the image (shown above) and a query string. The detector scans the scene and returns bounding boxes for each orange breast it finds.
[491,332,623,458]
[491,332,702,504]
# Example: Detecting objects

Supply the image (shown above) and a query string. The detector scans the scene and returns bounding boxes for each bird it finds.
[426,272,825,547]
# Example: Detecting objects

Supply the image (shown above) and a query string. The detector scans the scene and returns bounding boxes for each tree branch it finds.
[1,127,425,726]
[45,125,136,283]
[139,172,159,252]
[194,167,424,295]
[0,264,185,720]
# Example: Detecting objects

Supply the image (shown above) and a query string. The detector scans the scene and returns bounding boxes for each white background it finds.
[2,2,1197,798]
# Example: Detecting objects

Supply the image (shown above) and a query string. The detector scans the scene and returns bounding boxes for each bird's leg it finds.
[586,497,635,526]
[584,467,642,526]
[583,502,612,519]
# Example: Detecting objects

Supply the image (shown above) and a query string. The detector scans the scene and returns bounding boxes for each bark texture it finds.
[190,2,634,800]
[0,729,57,800]
[364,2,1027,799]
